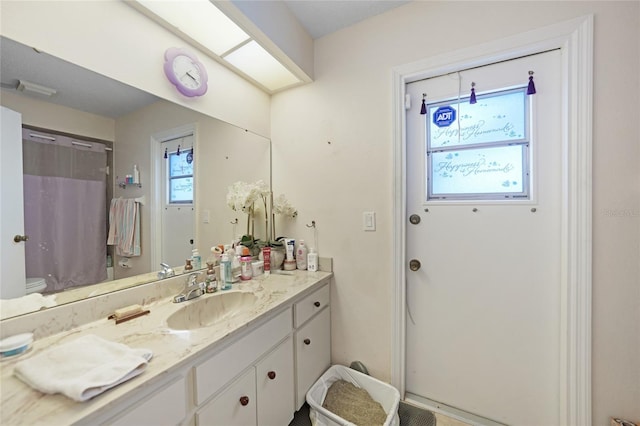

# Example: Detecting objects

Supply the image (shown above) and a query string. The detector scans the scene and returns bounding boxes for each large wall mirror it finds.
[0,36,271,320]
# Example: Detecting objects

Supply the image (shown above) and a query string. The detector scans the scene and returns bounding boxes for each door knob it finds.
[409,259,421,271]
[268,371,276,380]
[239,396,250,406]
[13,234,28,243]
[304,338,311,345]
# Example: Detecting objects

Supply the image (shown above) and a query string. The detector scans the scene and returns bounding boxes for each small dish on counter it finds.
[0,333,33,358]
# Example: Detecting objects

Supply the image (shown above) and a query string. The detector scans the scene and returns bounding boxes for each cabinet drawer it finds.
[109,377,186,426]
[196,368,256,426]
[256,337,294,426]
[295,306,331,409]
[194,307,292,405]
[294,284,330,327]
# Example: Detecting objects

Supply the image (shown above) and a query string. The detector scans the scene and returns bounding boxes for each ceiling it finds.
[0,1,409,118]
[283,0,410,39]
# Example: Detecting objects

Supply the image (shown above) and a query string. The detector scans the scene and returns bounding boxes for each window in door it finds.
[426,87,531,201]
[168,150,194,204]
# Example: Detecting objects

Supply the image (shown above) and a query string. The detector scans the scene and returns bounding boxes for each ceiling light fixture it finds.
[17,80,57,97]
[129,0,301,93]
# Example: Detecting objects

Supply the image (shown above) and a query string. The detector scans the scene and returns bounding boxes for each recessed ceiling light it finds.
[223,41,300,92]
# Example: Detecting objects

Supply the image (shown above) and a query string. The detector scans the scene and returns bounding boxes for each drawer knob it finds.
[314,301,321,307]
[304,338,311,345]
[268,371,276,380]
[239,396,250,406]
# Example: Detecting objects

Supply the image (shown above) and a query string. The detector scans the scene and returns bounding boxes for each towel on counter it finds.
[13,334,153,402]
[0,293,57,320]
[107,198,141,257]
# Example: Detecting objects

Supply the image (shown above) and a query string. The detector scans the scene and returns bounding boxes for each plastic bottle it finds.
[262,247,271,275]
[296,240,308,270]
[240,256,253,280]
[220,254,232,290]
[191,249,201,270]
[307,247,318,272]
[133,164,140,184]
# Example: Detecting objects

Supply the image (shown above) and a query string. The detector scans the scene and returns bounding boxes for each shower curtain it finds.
[22,129,107,292]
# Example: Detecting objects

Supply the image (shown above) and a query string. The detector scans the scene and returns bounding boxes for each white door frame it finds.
[391,15,593,426]
[149,123,197,269]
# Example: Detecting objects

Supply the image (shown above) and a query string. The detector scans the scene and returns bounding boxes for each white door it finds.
[161,135,195,269]
[0,107,27,299]
[405,51,562,425]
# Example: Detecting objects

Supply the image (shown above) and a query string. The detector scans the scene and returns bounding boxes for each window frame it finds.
[167,150,194,205]
[425,86,532,202]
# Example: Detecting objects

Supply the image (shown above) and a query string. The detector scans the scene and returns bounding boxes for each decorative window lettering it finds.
[168,151,194,204]
[426,87,531,200]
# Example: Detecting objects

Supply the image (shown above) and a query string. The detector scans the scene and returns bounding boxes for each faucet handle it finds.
[159,262,175,278]
[187,271,203,286]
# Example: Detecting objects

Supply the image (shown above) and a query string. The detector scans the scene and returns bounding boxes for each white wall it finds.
[270,2,639,424]
[0,0,271,137]
[0,91,115,141]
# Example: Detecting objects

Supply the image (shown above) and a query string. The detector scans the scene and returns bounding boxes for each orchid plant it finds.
[226,180,269,241]
[226,180,297,251]
[271,193,297,241]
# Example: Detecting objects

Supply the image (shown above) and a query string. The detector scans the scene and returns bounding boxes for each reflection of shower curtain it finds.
[22,130,107,292]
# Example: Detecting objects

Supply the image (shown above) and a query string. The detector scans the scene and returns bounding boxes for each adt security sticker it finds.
[433,106,456,128]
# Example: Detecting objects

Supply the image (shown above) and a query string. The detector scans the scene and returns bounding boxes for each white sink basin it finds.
[166,291,258,330]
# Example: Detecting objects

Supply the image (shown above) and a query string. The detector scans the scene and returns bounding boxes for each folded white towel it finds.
[14,334,153,402]
[0,293,57,319]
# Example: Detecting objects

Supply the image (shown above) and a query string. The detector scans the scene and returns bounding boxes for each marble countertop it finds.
[0,270,332,425]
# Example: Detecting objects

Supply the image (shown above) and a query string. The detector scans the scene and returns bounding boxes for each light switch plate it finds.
[363,211,376,231]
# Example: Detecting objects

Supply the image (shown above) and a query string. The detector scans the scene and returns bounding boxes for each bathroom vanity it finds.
[0,269,332,425]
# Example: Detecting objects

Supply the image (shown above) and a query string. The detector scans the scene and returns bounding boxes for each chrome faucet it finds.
[158,262,175,279]
[173,272,203,303]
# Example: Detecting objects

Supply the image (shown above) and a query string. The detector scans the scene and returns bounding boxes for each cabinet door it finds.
[197,368,256,426]
[109,377,186,426]
[194,308,291,405]
[256,337,294,426]
[295,307,331,409]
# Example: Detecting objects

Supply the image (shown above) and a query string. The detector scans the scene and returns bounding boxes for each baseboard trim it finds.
[405,393,507,426]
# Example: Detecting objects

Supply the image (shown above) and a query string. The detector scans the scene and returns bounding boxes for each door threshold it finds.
[405,393,507,426]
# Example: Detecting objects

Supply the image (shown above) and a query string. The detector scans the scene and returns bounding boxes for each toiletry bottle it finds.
[133,164,140,184]
[307,247,318,272]
[184,259,193,271]
[220,254,232,290]
[227,247,241,282]
[240,256,253,280]
[286,238,295,261]
[296,240,308,270]
[191,249,201,270]
[262,247,271,275]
